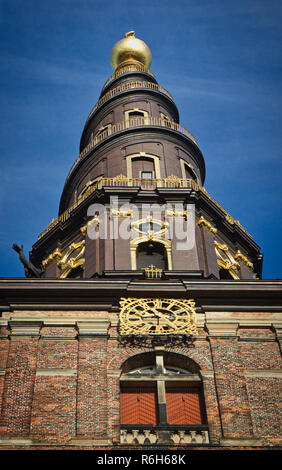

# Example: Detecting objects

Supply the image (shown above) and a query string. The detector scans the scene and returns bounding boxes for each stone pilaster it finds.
[207,321,254,438]
[76,320,109,438]
[0,322,41,436]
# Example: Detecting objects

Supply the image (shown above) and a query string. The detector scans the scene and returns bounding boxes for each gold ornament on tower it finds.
[110,31,152,71]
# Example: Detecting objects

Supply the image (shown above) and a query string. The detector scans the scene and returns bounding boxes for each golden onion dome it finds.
[110,31,152,71]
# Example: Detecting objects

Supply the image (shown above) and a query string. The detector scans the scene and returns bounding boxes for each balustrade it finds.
[120,427,209,445]
[37,174,250,240]
[67,117,198,182]
[37,177,197,239]
[102,63,156,90]
[87,80,174,121]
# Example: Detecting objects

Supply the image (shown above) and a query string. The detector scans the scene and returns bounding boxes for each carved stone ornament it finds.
[119,297,198,336]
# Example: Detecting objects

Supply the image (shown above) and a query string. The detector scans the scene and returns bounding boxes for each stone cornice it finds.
[1,279,282,304]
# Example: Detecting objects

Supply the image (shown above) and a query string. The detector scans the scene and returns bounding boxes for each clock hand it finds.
[149,307,178,330]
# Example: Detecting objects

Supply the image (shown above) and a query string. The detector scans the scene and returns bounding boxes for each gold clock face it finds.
[119,298,198,336]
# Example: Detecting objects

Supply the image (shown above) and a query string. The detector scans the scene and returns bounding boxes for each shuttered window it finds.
[120,386,157,426]
[166,387,206,425]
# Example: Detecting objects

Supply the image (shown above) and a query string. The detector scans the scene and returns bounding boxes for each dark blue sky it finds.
[0,0,281,279]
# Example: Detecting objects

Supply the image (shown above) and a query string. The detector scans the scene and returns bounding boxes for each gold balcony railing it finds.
[102,63,156,90]
[87,80,174,122]
[67,117,198,181]
[38,177,198,239]
[37,176,252,240]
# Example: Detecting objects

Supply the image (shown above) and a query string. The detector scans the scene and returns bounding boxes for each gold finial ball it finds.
[110,31,152,70]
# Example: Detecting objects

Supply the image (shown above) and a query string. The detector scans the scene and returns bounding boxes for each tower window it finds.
[125,109,149,123]
[140,170,154,179]
[131,156,155,179]
[137,241,168,270]
[95,124,112,140]
[184,163,197,181]
[128,111,146,118]
[160,112,170,121]
[120,356,208,433]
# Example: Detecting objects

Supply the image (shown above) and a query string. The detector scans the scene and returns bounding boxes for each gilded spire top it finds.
[125,31,135,38]
[110,31,152,71]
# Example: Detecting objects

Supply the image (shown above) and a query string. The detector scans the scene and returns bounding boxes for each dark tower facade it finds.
[0,33,281,451]
[29,31,262,282]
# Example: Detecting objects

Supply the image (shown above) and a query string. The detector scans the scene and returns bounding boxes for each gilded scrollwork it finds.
[110,208,132,218]
[165,209,188,220]
[235,250,253,270]
[131,215,168,237]
[58,240,85,278]
[214,241,240,279]
[80,215,100,237]
[42,248,62,268]
[198,216,217,236]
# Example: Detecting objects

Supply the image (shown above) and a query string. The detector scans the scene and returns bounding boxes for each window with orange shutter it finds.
[120,385,158,426]
[166,386,206,425]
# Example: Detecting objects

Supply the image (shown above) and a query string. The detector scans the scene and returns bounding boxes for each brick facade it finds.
[0,298,281,450]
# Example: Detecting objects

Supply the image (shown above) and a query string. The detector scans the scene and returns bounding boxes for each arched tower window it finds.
[180,158,199,183]
[136,241,168,270]
[77,175,104,200]
[131,157,155,179]
[184,164,197,181]
[126,153,161,180]
[94,124,112,141]
[125,108,149,122]
[120,352,208,445]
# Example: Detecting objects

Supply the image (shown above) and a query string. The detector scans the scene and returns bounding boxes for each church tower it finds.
[1,33,281,451]
[30,31,262,282]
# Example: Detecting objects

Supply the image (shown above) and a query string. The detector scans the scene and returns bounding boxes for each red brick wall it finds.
[0,336,38,435]
[0,318,281,448]
[31,375,77,442]
[30,327,78,441]
[0,327,9,415]
[76,336,108,437]
[209,338,254,438]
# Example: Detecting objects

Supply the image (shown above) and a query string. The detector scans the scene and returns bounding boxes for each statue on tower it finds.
[12,243,44,278]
